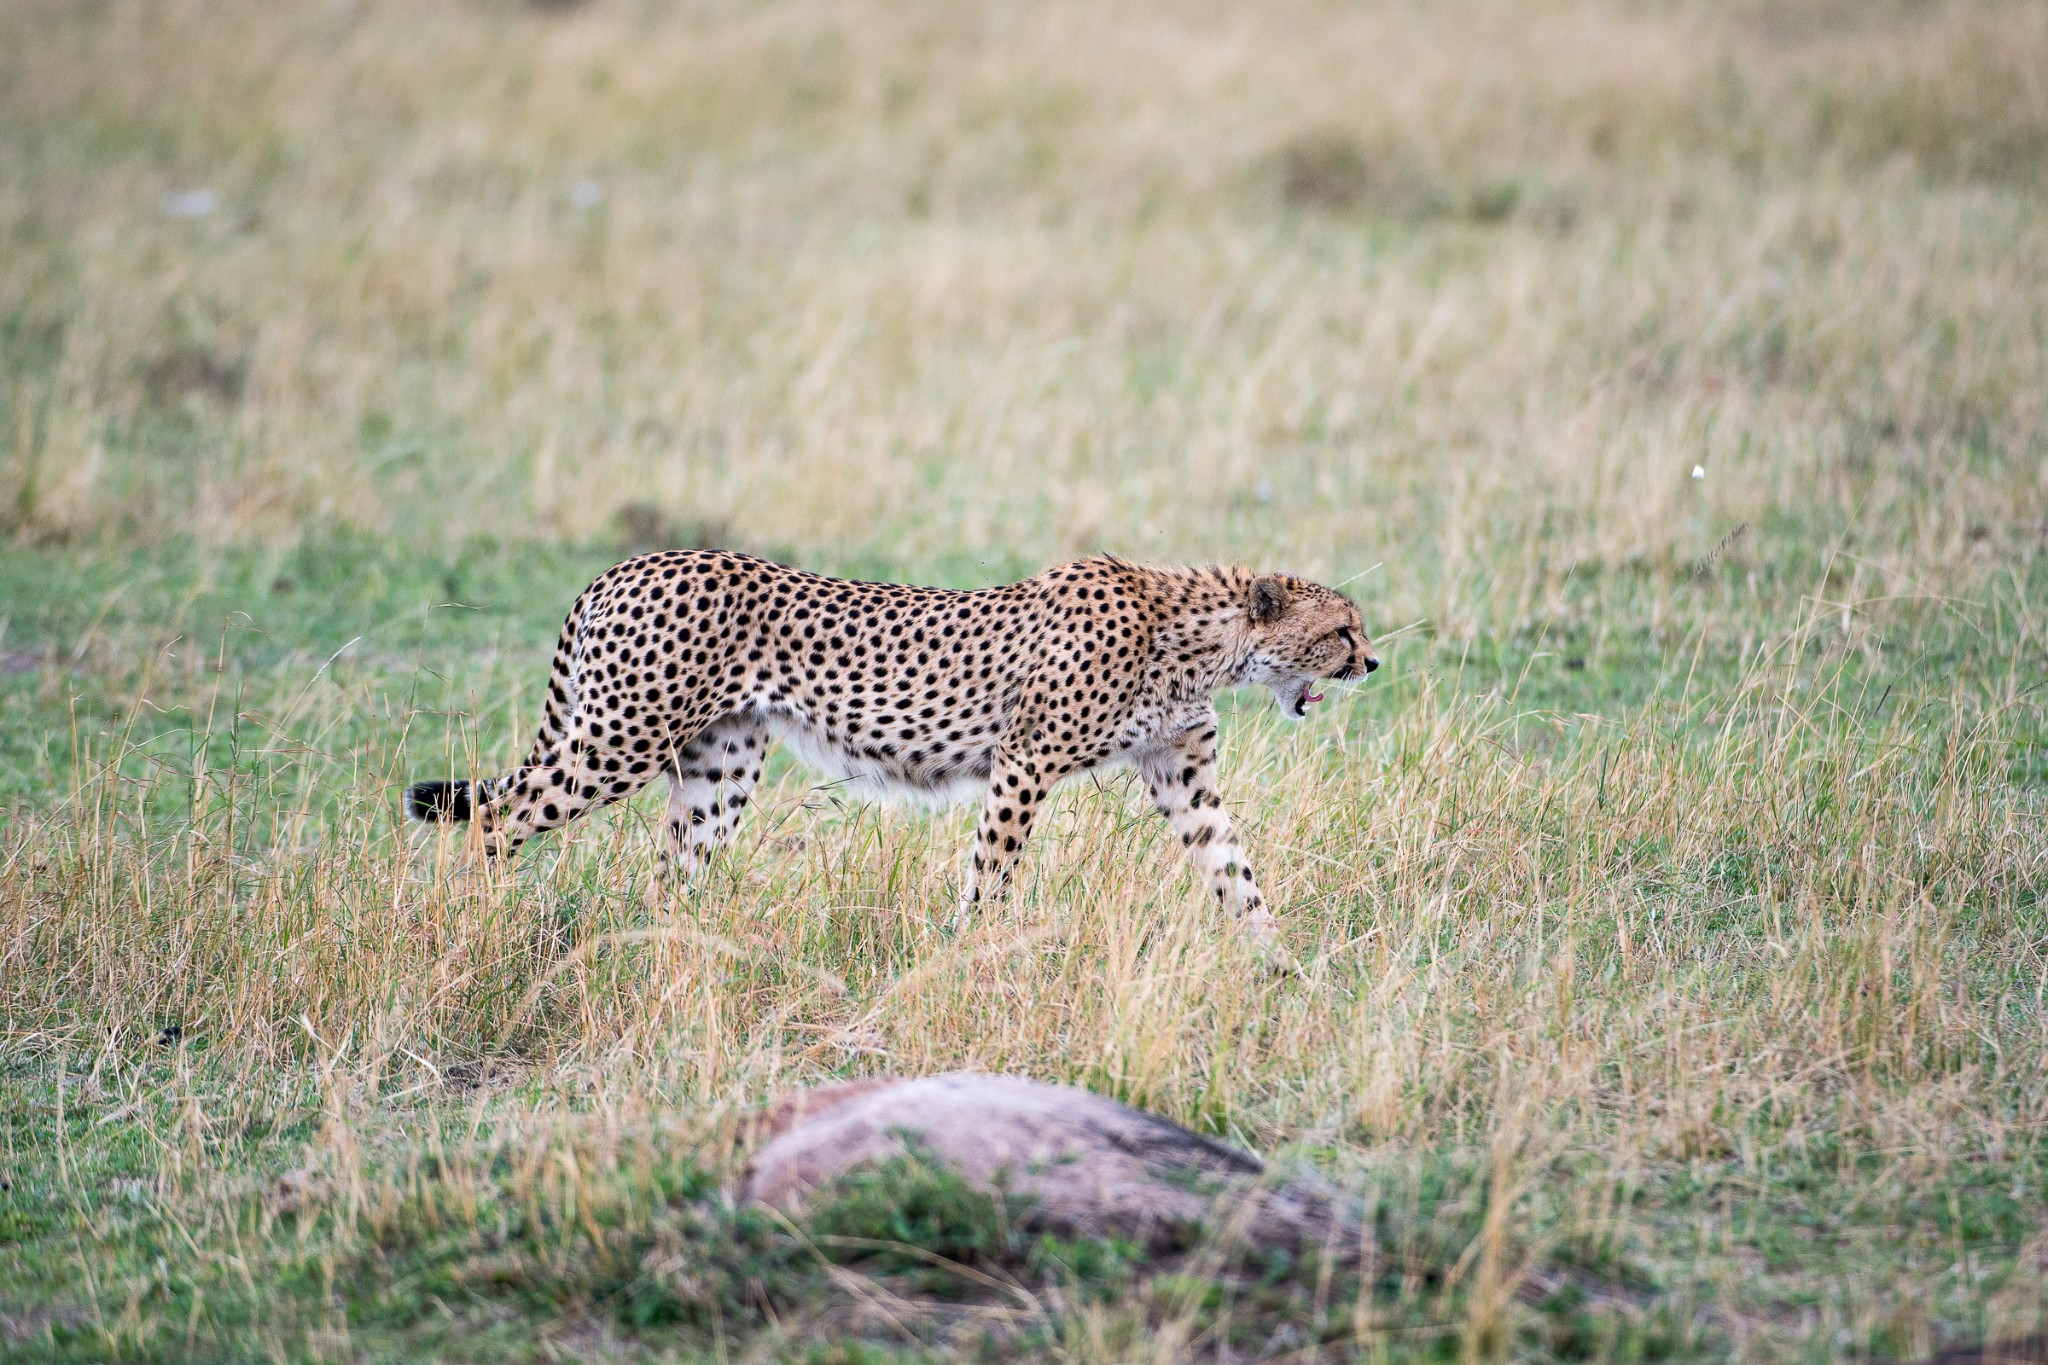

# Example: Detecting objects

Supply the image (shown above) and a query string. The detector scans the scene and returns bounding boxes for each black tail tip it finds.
[406,780,473,823]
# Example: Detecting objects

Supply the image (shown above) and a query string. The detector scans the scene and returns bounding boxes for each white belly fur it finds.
[769,715,994,809]
[768,714,1134,808]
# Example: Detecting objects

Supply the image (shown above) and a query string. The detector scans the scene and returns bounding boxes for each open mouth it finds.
[1287,679,1326,718]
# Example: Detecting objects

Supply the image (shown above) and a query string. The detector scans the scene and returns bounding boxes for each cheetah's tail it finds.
[406,779,474,823]
[408,582,591,828]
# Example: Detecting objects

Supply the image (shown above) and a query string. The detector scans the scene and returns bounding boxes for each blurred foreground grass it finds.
[2,0,2046,1360]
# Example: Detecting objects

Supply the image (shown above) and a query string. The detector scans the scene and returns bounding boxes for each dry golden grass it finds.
[5,0,2046,578]
[1,0,2046,1360]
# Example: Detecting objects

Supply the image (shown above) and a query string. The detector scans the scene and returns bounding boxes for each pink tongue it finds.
[1304,690,1324,704]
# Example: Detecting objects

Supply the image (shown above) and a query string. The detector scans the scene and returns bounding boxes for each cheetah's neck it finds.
[1138,564,1263,697]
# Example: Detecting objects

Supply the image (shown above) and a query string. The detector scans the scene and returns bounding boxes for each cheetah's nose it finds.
[1362,654,1379,674]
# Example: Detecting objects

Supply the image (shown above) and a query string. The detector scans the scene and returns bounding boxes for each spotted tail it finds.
[404,583,591,824]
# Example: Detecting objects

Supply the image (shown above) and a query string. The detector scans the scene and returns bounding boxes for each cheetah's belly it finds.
[765,709,996,808]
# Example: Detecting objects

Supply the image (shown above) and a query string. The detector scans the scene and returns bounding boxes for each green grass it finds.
[9,1045,2037,1362]
[3,527,2041,1360]
[5,0,2048,1359]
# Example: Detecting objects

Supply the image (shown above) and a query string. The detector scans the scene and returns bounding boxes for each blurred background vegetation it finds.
[1,2,2045,1360]
[2,0,2042,794]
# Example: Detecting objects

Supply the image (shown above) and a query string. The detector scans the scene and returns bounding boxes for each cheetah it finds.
[406,552,1376,945]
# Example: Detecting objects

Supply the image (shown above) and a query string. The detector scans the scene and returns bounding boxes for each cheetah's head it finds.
[1242,574,1379,719]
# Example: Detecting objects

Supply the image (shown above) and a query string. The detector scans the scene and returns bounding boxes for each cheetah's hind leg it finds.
[659,713,770,884]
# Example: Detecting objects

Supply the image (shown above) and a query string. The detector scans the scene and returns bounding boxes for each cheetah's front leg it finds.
[953,743,1066,929]
[1134,719,1284,952]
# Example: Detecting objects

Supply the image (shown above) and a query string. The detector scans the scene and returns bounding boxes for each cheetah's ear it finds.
[1247,574,1292,625]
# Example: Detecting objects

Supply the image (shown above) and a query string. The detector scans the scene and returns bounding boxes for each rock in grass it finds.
[740,1073,1352,1254]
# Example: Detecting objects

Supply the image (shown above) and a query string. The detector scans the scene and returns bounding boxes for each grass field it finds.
[3,0,2047,1359]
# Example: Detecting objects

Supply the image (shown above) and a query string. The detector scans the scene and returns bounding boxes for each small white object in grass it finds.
[1255,480,1273,503]
[1692,464,1705,480]
[570,180,604,210]
[161,188,219,218]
